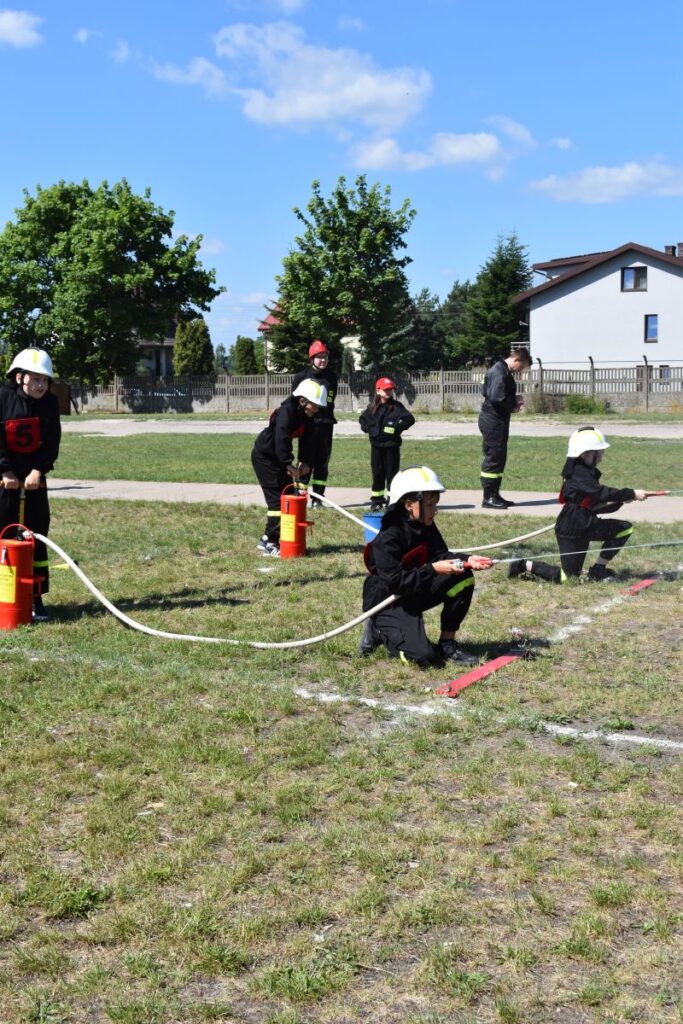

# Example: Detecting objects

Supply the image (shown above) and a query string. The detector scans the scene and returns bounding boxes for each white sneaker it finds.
[257,536,280,557]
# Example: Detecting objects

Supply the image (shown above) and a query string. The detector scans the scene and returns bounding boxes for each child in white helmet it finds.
[360,465,492,666]
[508,426,651,583]
[251,379,327,556]
[0,348,61,621]
[359,377,415,512]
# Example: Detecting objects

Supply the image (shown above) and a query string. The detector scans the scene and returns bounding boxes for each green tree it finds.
[263,305,314,372]
[275,176,416,369]
[378,289,447,373]
[456,233,532,366]
[253,338,266,374]
[232,335,258,375]
[0,179,224,382]
[213,343,231,374]
[173,317,214,375]
[441,279,474,367]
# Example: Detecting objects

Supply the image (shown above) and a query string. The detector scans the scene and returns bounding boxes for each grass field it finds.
[1,492,682,1023]
[55,433,682,494]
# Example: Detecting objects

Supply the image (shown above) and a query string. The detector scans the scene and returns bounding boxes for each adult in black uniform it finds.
[508,427,651,583]
[478,348,532,509]
[359,376,415,511]
[291,340,338,507]
[251,378,327,556]
[0,348,62,620]
[359,466,492,666]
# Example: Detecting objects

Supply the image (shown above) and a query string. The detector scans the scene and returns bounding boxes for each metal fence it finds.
[67,360,683,415]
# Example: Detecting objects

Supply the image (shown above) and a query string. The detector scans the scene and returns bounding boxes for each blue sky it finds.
[1,0,682,352]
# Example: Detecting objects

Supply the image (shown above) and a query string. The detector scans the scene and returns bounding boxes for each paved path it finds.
[61,417,683,441]
[48,479,683,523]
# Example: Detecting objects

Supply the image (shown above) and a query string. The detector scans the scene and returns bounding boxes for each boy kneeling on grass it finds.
[508,426,653,584]
[360,465,492,667]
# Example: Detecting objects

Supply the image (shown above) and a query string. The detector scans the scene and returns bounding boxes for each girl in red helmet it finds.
[291,340,338,507]
[359,377,415,512]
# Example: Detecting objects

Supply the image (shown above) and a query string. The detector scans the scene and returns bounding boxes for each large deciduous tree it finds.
[455,233,532,366]
[275,176,416,370]
[0,179,224,382]
[173,316,214,375]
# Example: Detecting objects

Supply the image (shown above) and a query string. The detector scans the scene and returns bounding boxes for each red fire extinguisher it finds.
[0,524,35,630]
[279,484,313,559]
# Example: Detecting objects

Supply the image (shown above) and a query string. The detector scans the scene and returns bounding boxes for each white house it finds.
[513,242,683,367]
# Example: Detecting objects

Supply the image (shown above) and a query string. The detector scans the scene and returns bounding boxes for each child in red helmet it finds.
[291,340,338,507]
[359,378,415,512]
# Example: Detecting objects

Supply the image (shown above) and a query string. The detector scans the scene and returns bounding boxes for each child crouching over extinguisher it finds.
[0,348,61,622]
[251,379,327,557]
[359,377,415,512]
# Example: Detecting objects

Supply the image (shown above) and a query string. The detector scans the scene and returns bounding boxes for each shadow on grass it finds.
[48,585,251,621]
[48,568,369,621]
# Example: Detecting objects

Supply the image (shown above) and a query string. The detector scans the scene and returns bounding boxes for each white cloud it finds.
[152,56,229,96]
[0,9,42,47]
[338,16,366,32]
[273,0,306,11]
[111,40,131,64]
[74,27,92,44]
[552,136,573,150]
[485,114,536,149]
[199,237,227,256]
[353,131,501,171]
[213,21,431,132]
[530,160,683,203]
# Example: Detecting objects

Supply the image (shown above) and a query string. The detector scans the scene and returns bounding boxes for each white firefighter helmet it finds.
[8,348,54,379]
[567,426,610,458]
[293,378,328,407]
[388,466,446,507]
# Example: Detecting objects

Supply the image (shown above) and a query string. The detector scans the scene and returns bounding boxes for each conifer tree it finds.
[173,317,214,375]
[456,233,532,366]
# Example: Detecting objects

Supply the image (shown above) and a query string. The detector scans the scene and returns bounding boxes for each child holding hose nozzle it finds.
[0,348,61,622]
[508,426,660,584]
[360,466,492,666]
[251,379,327,557]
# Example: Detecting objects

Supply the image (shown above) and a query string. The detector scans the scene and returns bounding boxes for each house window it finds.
[621,267,647,291]
[644,314,658,342]
[659,364,671,380]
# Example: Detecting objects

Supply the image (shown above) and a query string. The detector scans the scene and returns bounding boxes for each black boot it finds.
[482,494,509,510]
[359,618,381,656]
[481,481,508,510]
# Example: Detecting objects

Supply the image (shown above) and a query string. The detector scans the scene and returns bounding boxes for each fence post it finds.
[588,356,595,401]
[187,375,193,414]
[114,374,119,413]
[225,373,230,413]
[643,355,649,413]
[440,366,445,412]
[537,358,544,404]
[265,371,270,410]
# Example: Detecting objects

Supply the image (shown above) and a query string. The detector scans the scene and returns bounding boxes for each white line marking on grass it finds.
[295,687,460,719]
[549,596,624,643]
[295,688,683,754]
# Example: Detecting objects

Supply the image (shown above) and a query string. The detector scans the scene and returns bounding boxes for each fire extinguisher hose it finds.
[307,488,558,551]
[31,532,398,648]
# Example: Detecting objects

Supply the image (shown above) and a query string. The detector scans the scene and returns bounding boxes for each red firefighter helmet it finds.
[375,377,395,392]
[308,340,328,358]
